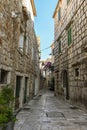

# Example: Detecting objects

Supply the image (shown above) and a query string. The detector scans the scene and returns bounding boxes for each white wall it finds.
[22,0,34,21]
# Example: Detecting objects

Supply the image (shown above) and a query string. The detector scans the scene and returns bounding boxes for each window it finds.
[58,8,61,21]
[0,69,8,84]
[58,41,61,53]
[19,33,24,51]
[75,68,79,77]
[68,26,72,45]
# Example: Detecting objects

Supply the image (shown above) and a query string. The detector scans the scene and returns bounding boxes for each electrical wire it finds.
[40,46,51,53]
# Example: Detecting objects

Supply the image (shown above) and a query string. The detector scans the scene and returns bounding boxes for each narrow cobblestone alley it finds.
[14,90,87,130]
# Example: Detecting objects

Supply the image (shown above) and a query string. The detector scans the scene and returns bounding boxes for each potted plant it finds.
[0,85,16,130]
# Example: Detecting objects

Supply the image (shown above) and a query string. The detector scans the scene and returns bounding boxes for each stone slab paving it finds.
[14,90,87,130]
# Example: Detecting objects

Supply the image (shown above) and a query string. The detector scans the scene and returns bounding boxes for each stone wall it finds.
[54,0,87,108]
[0,0,39,110]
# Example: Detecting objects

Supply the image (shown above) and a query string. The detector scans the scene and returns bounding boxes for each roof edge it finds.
[53,0,60,18]
[30,0,37,16]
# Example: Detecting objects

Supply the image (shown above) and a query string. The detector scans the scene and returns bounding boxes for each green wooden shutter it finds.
[68,27,72,45]
[59,41,61,53]
[58,8,61,21]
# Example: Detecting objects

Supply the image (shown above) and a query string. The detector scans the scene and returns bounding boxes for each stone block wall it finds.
[0,0,39,110]
[54,0,87,108]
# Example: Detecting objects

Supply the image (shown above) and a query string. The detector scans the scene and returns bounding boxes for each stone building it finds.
[50,43,54,65]
[34,36,41,94]
[34,36,40,96]
[53,0,87,108]
[0,0,39,111]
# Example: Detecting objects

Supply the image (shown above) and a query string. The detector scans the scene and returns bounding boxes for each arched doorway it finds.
[62,70,69,100]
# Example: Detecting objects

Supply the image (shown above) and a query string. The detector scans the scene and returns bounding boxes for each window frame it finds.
[26,36,29,54]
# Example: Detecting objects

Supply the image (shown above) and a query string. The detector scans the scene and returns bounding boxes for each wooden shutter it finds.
[68,27,72,45]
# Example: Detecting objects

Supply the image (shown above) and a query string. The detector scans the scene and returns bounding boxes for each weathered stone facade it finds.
[0,0,39,111]
[53,0,87,108]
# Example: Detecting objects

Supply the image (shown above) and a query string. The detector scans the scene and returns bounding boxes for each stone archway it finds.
[62,70,69,100]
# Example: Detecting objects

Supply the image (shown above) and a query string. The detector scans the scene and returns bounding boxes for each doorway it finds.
[23,77,28,104]
[62,70,69,100]
[15,76,21,109]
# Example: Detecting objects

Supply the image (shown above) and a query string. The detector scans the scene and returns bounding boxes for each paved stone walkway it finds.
[14,90,87,130]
